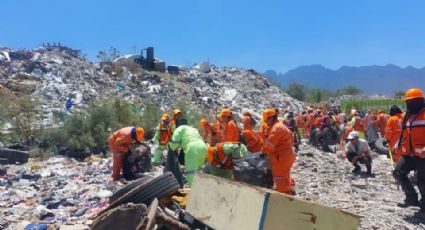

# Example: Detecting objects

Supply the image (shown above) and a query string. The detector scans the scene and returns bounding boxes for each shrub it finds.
[0,89,42,144]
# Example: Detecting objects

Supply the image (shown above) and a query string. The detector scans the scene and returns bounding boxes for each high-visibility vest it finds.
[353,116,365,133]
[159,123,171,145]
[401,109,425,158]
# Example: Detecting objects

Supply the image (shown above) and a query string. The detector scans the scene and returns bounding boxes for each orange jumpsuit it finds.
[108,127,136,180]
[211,122,224,144]
[375,112,389,135]
[202,123,219,146]
[384,113,405,162]
[263,121,296,194]
[241,115,263,153]
[223,120,240,142]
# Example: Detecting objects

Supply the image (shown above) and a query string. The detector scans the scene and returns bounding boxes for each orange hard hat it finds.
[220,108,232,117]
[173,109,182,116]
[262,108,277,121]
[404,88,424,101]
[200,119,209,128]
[135,127,144,142]
[161,113,170,121]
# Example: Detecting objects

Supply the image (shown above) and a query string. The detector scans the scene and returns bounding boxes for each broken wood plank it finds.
[187,173,360,230]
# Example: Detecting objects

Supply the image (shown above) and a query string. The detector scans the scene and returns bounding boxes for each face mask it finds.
[406,99,425,115]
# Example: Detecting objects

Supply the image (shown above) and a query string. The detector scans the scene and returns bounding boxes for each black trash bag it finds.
[178,149,185,166]
[233,154,274,189]
[164,148,184,188]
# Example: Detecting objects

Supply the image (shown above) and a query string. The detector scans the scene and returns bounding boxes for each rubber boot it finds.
[394,171,419,208]
[417,182,425,212]
[365,157,372,175]
[352,165,361,174]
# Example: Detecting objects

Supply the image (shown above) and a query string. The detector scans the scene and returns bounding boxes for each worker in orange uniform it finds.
[393,89,425,212]
[220,108,240,142]
[384,105,404,162]
[109,127,144,181]
[296,112,307,139]
[170,109,183,133]
[200,118,218,146]
[375,110,389,136]
[240,112,263,153]
[153,114,171,163]
[262,108,296,195]
[351,112,366,139]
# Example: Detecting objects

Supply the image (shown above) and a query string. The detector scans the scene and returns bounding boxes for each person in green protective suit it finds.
[168,118,207,186]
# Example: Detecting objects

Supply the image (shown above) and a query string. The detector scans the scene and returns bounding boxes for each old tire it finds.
[109,175,153,203]
[375,138,389,155]
[130,172,180,204]
[103,172,179,215]
[0,147,29,163]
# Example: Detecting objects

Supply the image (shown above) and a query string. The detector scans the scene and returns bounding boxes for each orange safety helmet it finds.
[161,113,170,121]
[220,108,232,117]
[173,109,182,116]
[135,127,144,142]
[262,108,277,121]
[404,88,425,101]
[200,119,209,128]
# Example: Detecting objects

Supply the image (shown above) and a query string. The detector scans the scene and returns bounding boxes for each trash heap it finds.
[293,142,425,230]
[0,46,304,126]
[0,156,162,229]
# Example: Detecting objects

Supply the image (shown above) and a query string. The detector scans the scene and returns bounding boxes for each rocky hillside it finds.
[0,46,304,125]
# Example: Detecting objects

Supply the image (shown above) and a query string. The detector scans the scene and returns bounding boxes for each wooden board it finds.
[187,173,360,230]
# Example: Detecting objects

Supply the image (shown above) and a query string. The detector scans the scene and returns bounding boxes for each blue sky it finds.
[1,0,424,73]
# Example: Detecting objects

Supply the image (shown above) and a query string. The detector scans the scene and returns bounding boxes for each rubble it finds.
[1,45,419,229]
[0,47,304,127]
[0,156,163,229]
[293,142,425,230]
[0,141,422,229]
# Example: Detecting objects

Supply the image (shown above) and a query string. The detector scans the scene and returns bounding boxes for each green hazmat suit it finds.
[169,125,207,186]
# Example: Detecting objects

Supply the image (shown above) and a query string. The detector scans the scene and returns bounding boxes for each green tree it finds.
[0,89,41,143]
[285,83,307,101]
[96,47,121,62]
[306,88,334,103]
[336,86,363,96]
[394,90,405,99]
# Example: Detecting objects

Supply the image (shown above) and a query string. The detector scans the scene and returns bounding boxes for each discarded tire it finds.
[102,172,180,215]
[109,175,153,203]
[375,138,389,155]
[92,203,148,230]
[0,147,29,164]
[130,173,180,204]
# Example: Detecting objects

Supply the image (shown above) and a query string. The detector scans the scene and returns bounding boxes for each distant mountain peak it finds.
[264,64,425,95]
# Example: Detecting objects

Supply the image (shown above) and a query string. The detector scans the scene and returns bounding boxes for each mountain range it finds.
[264,64,425,95]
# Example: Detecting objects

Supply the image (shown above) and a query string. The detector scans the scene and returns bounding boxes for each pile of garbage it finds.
[0,156,161,229]
[0,46,304,126]
[293,141,425,230]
